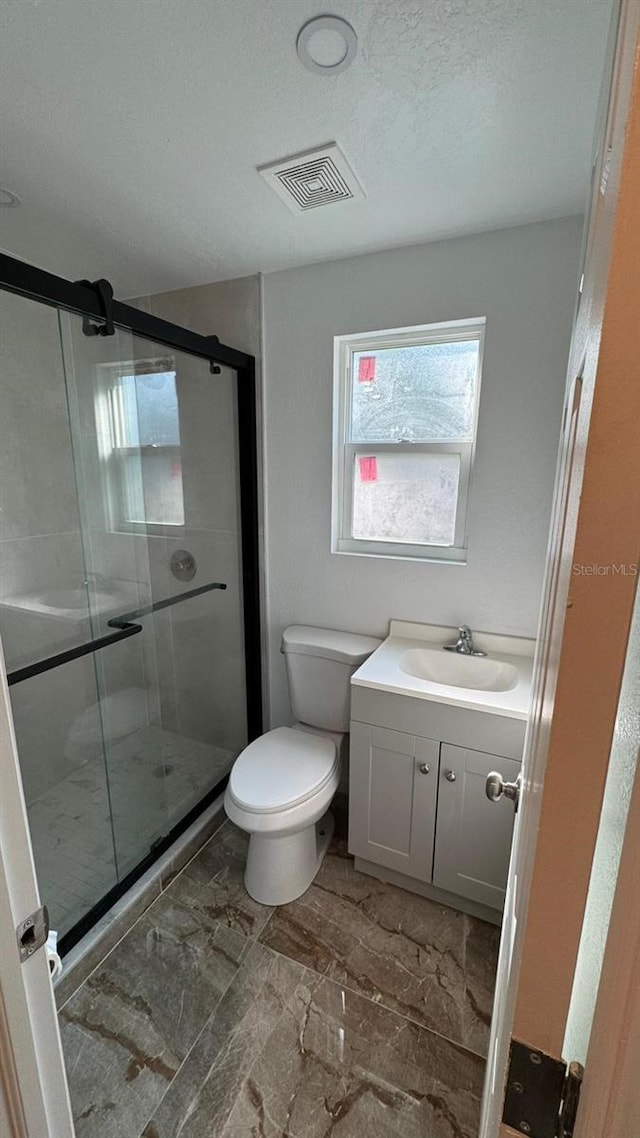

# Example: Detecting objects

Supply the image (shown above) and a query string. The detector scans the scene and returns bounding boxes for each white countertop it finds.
[351,620,535,720]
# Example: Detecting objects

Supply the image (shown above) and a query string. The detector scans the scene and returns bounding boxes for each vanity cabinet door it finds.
[348,721,438,880]
[433,743,520,910]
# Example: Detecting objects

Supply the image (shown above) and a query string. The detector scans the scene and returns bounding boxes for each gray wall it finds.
[262,216,583,726]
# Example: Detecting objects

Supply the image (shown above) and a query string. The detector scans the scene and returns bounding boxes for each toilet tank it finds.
[282,626,381,732]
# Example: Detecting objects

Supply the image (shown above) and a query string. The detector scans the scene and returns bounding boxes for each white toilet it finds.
[224,625,380,905]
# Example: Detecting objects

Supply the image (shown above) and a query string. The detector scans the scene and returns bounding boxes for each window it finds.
[101,361,185,529]
[332,319,484,561]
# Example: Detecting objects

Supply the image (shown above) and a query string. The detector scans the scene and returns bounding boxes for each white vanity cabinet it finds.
[348,684,526,920]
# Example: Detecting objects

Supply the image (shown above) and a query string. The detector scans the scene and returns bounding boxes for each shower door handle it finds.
[6,622,143,687]
[6,579,227,687]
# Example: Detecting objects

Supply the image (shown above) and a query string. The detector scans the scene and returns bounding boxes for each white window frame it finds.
[331,318,485,562]
[96,357,186,534]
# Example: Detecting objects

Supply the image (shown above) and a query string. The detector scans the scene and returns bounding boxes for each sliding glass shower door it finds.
[60,311,248,873]
[0,290,121,937]
[0,287,250,944]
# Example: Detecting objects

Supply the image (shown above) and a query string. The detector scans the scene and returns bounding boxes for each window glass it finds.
[351,339,480,443]
[107,368,185,527]
[351,451,460,545]
[122,452,184,526]
[116,371,181,447]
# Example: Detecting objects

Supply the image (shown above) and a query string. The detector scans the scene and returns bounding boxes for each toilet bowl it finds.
[225,725,342,904]
[224,626,380,906]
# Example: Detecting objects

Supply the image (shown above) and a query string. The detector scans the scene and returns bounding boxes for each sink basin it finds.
[399,647,519,692]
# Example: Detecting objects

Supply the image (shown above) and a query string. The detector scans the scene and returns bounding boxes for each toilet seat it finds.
[227,726,338,814]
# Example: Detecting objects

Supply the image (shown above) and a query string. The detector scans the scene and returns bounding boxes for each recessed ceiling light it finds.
[296,15,357,76]
[0,187,21,208]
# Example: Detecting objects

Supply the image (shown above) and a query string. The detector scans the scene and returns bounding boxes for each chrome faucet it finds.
[443,625,487,657]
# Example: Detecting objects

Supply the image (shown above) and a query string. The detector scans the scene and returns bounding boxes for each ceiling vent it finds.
[258,143,364,214]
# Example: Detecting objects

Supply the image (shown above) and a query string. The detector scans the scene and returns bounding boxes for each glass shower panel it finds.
[0,282,252,948]
[130,346,248,830]
[59,314,170,879]
[59,318,247,868]
[0,290,118,937]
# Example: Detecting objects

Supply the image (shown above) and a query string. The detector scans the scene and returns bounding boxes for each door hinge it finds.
[16,904,49,963]
[503,1039,584,1138]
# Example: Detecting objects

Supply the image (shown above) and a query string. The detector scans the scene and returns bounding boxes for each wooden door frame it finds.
[513,0,640,1052]
[575,738,640,1134]
[481,0,640,1132]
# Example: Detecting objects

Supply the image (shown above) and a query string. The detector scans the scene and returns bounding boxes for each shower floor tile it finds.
[28,725,234,937]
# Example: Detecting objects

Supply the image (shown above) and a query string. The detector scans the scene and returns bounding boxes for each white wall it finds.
[262,216,583,725]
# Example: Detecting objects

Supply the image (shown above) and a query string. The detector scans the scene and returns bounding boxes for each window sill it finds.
[331,544,467,566]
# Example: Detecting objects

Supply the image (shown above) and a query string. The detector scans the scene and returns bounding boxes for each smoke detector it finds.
[258,143,364,214]
[296,15,358,76]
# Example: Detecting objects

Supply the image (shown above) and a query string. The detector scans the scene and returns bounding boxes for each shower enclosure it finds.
[0,255,261,952]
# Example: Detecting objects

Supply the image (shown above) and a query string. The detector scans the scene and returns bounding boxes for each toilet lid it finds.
[228,726,338,813]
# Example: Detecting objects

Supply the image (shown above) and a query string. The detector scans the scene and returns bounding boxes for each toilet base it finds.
[244,811,334,906]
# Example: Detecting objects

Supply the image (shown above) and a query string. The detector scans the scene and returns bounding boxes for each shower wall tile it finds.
[0,293,83,543]
[146,530,244,646]
[0,531,87,647]
[83,530,150,598]
[131,275,260,360]
[177,360,241,534]
[144,529,246,753]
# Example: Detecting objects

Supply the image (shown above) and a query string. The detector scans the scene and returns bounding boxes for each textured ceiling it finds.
[0,0,613,295]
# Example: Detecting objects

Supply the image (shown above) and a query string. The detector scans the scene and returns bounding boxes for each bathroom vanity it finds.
[348,621,534,923]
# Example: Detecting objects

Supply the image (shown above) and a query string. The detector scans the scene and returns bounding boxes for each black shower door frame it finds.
[0,251,262,951]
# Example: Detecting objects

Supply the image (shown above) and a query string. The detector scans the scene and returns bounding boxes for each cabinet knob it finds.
[445,770,457,782]
[418,763,430,775]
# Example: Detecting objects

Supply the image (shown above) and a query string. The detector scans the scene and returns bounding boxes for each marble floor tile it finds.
[462,916,501,1057]
[141,940,484,1138]
[176,820,274,939]
[55,869,162,1011]
[60,886,250,1138]
[259,851,499,1056]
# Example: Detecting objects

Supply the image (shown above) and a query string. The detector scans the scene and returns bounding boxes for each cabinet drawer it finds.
[349,721,438,881]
